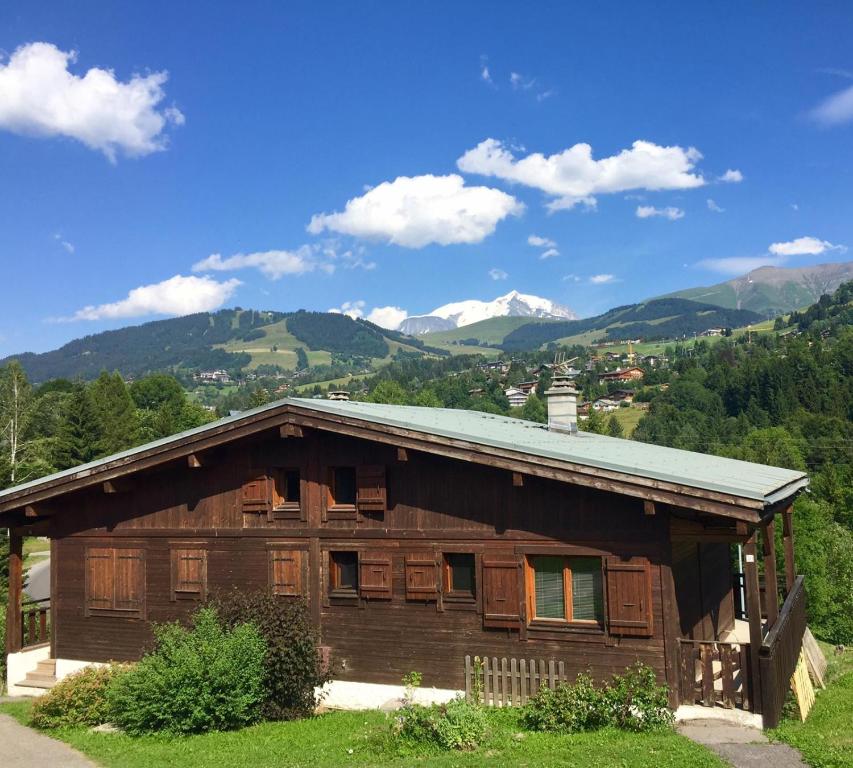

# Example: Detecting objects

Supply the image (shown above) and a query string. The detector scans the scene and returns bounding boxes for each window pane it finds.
[532,556,565,619]
[569,557,603,622]
[333,552,358,591]
[333,467,357,505]
[446,553,475,595]
[285,470,300,503]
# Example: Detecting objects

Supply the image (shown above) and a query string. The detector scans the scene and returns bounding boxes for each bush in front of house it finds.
[394,697,488,751]
[30,664,127,729]
[209,589,331,721]
[523,663,673,734]
[107,607,266,735]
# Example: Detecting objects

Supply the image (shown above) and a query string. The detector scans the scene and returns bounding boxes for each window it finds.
[85,547,145,618]
[526,555,603,625]
[271,468,302,520]
[171,548,207,601]
[444,553,476,599]
[329,551,359,595]
[269,549,303,597]
[328,467,357,507]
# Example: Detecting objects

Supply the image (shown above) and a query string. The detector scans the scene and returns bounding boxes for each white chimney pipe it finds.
[545,375,578,434]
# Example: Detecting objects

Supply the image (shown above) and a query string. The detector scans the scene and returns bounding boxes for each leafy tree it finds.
[54,382,103,470]
[412,388,442,408]
[295,347,309,371]
[130,374,185,412]
[368,380,409,405]
[90,372,139,455]
[583,408,607,435]
[519,393,546,423]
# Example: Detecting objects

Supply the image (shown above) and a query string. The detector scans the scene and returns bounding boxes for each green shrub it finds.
[606,663,673,731]
[522,673,610,733]
[394,697,487,751]
[523,664,673,734]
[107,607,266,735]
[209,589,331,720]
[30,665,127,729]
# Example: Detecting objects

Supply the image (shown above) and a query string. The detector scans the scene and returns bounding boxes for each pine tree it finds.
[90,372,139,456]
[54,383,104,470]
[607,414,625,438]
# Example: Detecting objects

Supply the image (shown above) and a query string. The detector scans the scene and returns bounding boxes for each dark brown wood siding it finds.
[49,428,674,689]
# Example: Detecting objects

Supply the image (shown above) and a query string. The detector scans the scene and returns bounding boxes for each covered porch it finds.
[672,503,807,729]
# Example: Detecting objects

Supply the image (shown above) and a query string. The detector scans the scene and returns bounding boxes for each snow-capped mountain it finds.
[399,290,577,335]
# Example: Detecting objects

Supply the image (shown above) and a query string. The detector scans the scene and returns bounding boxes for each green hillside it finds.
[421,316,541,348]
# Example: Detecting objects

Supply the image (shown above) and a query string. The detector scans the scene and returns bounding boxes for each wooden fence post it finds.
[5,530,23,654]
[744,531,764,713]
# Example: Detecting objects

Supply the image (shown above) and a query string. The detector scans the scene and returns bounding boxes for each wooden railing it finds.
[679,639,753,710]
[21,598,50,649]
[759,575,806,729]
[464,655,570,706]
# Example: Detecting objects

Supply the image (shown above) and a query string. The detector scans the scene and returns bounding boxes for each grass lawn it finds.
[771,646,853,768]
[0,701,726,768]
[611,406,646,437]
[22,536,50,571]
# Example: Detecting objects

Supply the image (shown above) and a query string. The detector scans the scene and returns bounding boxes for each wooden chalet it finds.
[1,379,809,727]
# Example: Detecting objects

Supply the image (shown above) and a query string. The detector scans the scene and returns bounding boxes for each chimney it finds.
[327,390,350,401]
[544,375,578,434]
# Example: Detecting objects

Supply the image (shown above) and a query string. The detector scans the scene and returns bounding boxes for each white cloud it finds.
[768,236,846,257]
[64,274,240,321]
[707,199,725,213]
[540,248,559,260]
[589,274,615,284]
[308,174,523,248]
[562,274,581,282]
[458,138,705,210]
[0,42,183,161]
[636,205,685,220]
[480,56,494,86]
[809,84,853,126]
[510,71,535,90]
[366,306,408,329]
[791,203,799,212]
[488,267,508,280]
[720,169,743,183]
[192,247,318,280]
[527,234,556,248]
[53,233,75,252]
[328,300,365,319]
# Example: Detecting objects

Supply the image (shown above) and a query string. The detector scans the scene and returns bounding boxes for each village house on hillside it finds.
[2,379,809,728]
[599,366,645,384]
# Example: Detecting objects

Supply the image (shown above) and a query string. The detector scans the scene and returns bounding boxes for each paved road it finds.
[24,555,50,603]
[679,719,808,768]
[0,712,98,767]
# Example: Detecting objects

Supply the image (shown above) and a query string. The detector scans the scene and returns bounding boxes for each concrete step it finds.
[35,659,56,675]
[20,676,55,689]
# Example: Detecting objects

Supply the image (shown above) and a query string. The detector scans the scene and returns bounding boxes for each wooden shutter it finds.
[242,473,270,513]
[359,552,392,599]
[405,554,438,601]
[114,549,145,616]
[605,557,653,637]
[482,554,522,628]
[85,547,115,614]
[356,465,386,513]
[172,548,207,600]
[269,549,303,597]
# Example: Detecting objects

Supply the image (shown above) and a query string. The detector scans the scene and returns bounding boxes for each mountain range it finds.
[398,290,576,335]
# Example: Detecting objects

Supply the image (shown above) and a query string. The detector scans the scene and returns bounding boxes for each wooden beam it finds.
[6,530,23,653]
[743,531,764,713]
[279,423,303,439]
[187,453,203,468]
[762,519,780,628]
[396,447,408,462]
[102,479,132,494]
[24,505,39,518]
[782,505,796,592]
[512,472,524,487]
[643,500,656,516]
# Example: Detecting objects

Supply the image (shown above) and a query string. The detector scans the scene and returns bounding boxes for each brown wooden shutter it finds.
[605,557,653,637]
[405,554,438,601]
[172,548,207,600]
[269,549,303,597]
[359,552,392,599]
[114,548,145,616]
[482,554,522,628]
[85,547,114,614]
[242,474,271,513]
[356,465,386,513]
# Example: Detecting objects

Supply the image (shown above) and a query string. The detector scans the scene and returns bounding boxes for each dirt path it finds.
[678,719,809,768]
[0,712,98,768]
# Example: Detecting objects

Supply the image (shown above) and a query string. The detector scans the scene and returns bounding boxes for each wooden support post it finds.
[187,453,202,468]
[762,518,780,628]
[6,530,23,654]
[279,423,303,438]
[102,478,132,494]
[782,505,796,592]
[396,447,408,462]
[643,500,656,516]
[512,472,524,487]
[744,531,763,713]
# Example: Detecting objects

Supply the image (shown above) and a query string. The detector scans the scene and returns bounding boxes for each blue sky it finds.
[1,1,852,355]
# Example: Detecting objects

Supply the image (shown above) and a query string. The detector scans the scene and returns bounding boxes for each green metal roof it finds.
[0,396,808,507]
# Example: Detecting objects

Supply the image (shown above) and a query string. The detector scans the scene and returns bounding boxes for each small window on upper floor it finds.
[329,551,359,596]
[328,467,357,507]
[443,553,476,601]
